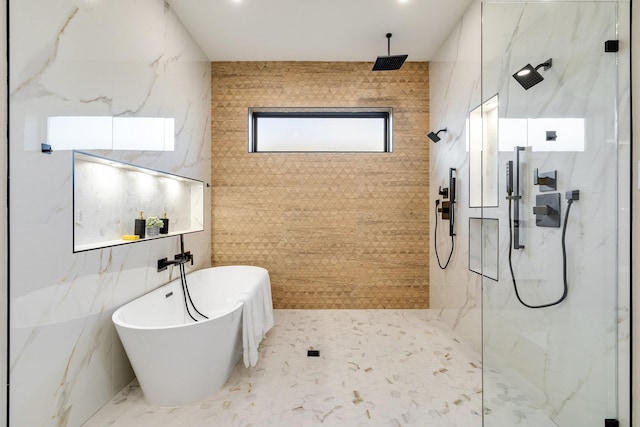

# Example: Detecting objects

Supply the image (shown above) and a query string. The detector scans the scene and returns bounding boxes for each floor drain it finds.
[307,350,320,357]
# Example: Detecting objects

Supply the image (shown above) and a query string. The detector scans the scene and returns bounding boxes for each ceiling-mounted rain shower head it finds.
[372,33,408,71]
[512,58,553,90]
[428,128,447,143]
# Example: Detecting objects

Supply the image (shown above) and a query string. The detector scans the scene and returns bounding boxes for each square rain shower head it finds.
[513,59,552,90]
[513,64,544,90]
[372,54,408,71]
[427,131,441,143]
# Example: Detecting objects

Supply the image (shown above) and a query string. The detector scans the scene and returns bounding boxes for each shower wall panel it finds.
[481,2,631,426]
[8,1,211,426]
[428,1,483,351]
[211,62,430,309]
[0,1,7,424]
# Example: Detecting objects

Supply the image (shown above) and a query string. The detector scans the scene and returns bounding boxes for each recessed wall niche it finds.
[73,151,204,252]
[469,94,499,208]
[468,217,499,281]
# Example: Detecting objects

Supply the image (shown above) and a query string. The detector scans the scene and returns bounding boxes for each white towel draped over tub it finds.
[237,269,274,367]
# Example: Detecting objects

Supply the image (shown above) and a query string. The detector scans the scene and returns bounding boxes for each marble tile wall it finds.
[632,5,640,426]
[616,4,632,425]
[8,1,211,426]
[428,0,483,351]
[430,0,631,425]
[73,156,202,249]
[1,1,7,424]
[481,2,630,425]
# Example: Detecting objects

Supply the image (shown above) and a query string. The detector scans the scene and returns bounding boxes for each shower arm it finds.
[535,58,553,72]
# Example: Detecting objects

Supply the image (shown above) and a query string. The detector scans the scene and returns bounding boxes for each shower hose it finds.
[434,200,454,270]
[507,196,574,309]
[179,263,209,321]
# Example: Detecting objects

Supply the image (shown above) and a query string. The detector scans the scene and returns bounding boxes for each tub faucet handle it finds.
[157,257,171,272]
[174,251,193,265]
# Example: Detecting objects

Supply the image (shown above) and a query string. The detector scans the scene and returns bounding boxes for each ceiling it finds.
[165,0,475,62]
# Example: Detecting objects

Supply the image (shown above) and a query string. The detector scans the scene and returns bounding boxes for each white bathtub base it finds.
[117,305,243,406]
[112,266,271,406]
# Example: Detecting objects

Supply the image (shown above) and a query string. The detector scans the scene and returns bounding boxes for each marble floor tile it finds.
[84,309,486,426]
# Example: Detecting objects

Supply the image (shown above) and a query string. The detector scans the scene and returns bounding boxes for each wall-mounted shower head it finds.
[428,128,447,143]
[372,33,408,71]
[512,58,553,90]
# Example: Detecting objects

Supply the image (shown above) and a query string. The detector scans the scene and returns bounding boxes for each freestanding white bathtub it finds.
[112,265,272,407]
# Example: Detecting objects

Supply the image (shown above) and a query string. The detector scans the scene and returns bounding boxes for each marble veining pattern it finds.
[9,0,211,425]
[429,0,483,351]
[84,309,485,426]
[433,0,630,425]
[479,2,628,425]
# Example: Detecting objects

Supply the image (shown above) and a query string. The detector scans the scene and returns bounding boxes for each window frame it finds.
[247,108,393,153]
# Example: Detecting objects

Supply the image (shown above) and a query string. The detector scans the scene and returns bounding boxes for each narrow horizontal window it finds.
[47,116,175,151]
[248,108,393,153]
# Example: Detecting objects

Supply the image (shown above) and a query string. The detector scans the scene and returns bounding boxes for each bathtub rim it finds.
[112,265,267,331]
[112,301,243,331]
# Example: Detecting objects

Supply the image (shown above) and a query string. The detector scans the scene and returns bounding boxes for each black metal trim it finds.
[629,1,634,424]
[5,0,10,423]
[252,111,390,119]
[605,40,619,53]
[248,109,393,153]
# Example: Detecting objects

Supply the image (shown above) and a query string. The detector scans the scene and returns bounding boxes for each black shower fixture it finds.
[372,33,408,71]
[512,58,553,90]
[427,128,447,143]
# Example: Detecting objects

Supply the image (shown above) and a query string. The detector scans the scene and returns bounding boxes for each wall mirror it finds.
[469,94,499,207]
[469,217,499,281]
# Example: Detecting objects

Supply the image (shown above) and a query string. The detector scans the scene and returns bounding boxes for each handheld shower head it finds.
[513,58,553,90]
[428,128,447,143]
[372,33,408,71]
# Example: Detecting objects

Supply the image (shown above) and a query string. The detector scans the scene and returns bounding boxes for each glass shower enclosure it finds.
[478,1,630,426]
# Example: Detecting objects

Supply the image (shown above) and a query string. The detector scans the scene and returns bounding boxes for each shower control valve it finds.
[438,201,451,220]
[533,168,557,192]
[438,186,449,199]
[534,193,561,228]
[533,205,554,215]
[175,251,193,265]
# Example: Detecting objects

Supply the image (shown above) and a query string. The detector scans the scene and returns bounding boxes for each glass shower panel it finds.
[481,2,619,426]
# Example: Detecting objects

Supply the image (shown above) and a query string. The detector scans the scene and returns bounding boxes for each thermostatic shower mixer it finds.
[533,168,557,192]
[434,167,457,270]
[436,168,456,236]
[505,147,581,309]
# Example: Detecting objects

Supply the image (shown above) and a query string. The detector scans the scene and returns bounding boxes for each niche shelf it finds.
[73,151,205,252]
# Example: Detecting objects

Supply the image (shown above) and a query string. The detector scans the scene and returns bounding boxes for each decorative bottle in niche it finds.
[160,212,169,235]
[134,210,146,239]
